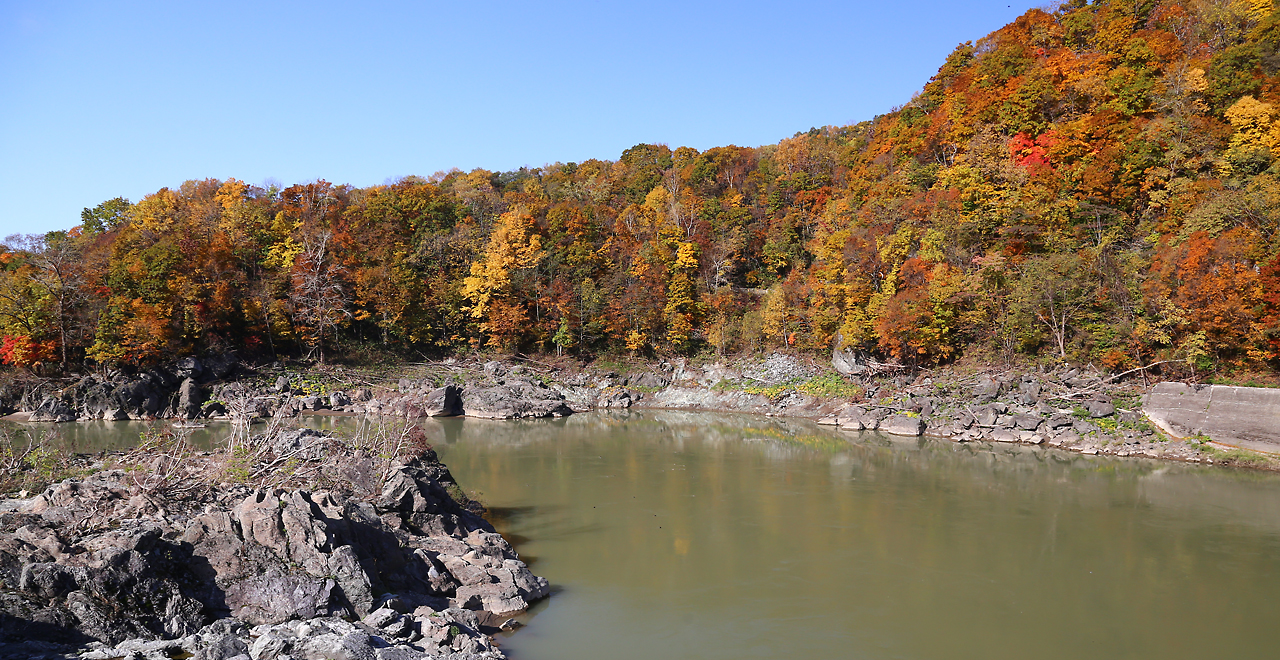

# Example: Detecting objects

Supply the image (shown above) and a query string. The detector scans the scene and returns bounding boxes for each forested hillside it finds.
[5,0,1280,379]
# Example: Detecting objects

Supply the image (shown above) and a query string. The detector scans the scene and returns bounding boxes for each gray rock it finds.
[631,373,670,389]
[991,428,1020,443]
[175,357,204,380]
[225,574,337,625]
[192,633,249,660]
[1013,414,1044,431]
[880,414,924,437]
[1084,400,1115,418]
[29,397,75,423]
[179,378,206,419]
[832,346,869,376]
[1047,414,1074,429]
[464,381,572,419]
[419,386,463,417]
[972,377,1002,403]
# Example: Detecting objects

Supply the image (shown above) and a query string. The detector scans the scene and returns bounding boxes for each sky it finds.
[0,0,1040,236]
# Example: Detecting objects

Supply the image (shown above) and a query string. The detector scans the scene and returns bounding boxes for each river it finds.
[10,411,1280,659]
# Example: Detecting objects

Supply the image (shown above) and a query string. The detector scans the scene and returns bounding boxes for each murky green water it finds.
[11,412,1280,659]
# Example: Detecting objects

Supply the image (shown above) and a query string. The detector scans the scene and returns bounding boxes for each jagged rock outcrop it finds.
[0,447,547,660]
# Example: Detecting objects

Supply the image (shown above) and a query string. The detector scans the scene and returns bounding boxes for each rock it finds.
[482,361,507,379]
[179,378,206,419]
[631,373,670,389]
[840,418,866,431]
[29,397,74,423]
[420,386,463,417]
[0,446,544,658]
[832,346,869,376]
[740,353,814,384]
[175,357,205,380]
[972,377,1002,403]
[1013,414,1044,431]
[973,406,998,427]
[1047,414,1074,429]
[465,381,573,419]
[991,428,1020,443]
[599,388,637,409]
[1084,400,1115,418]
[226,574,337,625]
[880,414,924,437]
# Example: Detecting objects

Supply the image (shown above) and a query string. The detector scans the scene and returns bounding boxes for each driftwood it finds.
[1047,359,1188,401]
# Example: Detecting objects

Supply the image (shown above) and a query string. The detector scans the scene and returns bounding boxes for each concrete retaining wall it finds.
[1142,382,1280,453]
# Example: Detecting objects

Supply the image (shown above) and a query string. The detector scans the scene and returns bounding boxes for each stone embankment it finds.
[1142,382,1280,453]
[0,435,547,660]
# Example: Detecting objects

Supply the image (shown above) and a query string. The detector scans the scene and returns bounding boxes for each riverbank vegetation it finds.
[3,0,1280,383]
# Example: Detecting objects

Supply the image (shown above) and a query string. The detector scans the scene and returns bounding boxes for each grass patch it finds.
[714,374,864,402]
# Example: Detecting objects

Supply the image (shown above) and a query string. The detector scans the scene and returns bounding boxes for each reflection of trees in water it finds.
[431,409,1280,650]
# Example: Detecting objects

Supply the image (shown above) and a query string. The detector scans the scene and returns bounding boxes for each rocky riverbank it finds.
[0,425,548,659]
[3,350,1277,470]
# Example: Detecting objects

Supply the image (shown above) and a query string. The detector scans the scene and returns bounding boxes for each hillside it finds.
[4,0,1280,381]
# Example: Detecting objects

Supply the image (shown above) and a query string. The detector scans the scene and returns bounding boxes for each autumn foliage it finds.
[4,0,1280,378]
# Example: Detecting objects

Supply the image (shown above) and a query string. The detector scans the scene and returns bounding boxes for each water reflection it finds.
[421,411,1280,660]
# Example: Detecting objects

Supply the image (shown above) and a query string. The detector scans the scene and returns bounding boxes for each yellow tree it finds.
[461,205,544,348]
[664,241,700,350]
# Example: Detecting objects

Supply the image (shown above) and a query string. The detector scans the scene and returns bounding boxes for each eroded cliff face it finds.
[0,442,547,660]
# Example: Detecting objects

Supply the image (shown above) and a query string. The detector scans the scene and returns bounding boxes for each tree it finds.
[80,197,132,235]
[461,206,544,348]
[10,232,88,369]
[290,231,350,363]
[1012,253,1098,358]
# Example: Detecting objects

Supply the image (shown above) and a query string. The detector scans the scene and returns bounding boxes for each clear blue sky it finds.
[1,0,1037,236]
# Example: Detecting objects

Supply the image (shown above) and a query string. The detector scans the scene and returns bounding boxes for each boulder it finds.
[482,361,507,379]
[832,347,869,376]
[972,377,1002,403]
[1084,399,1115,418]
[991,428,1020,443]
[880,414,924,437]
[179,378,206,420]
[421,386,463,417]
[175,357,204,380]
[1047,414,1074,429]
[464,381,573,419]
[1013,414,1044,431]
[631,373,670,389]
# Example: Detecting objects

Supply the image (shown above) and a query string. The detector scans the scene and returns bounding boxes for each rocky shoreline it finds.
[3,351,1276,472]
[0,428,548,660]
